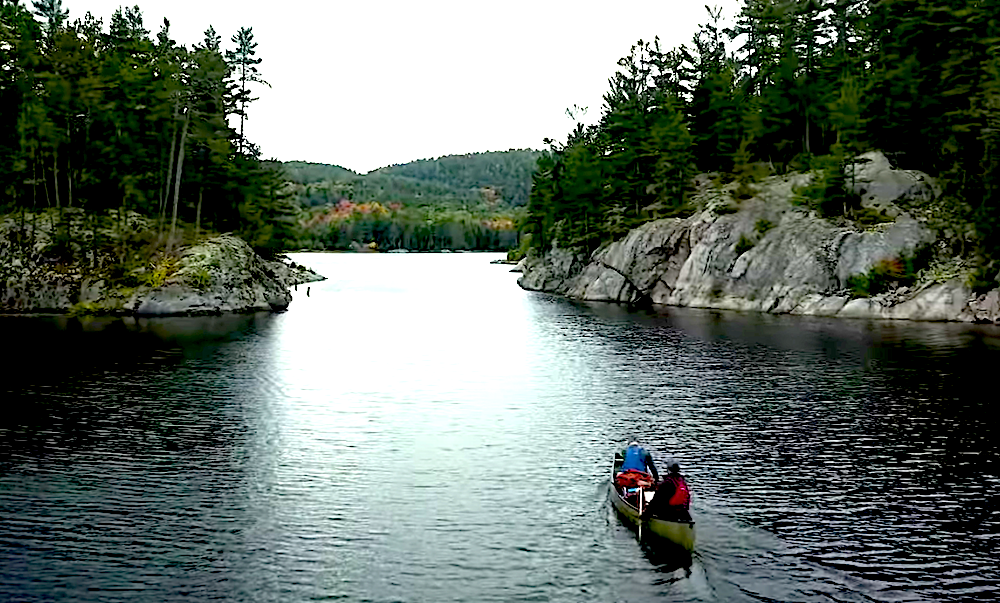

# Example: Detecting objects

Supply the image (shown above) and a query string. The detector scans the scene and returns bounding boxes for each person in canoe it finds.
[616,441,659,489]
[641,459,692,522]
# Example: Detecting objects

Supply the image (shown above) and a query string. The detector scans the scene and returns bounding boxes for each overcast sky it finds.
[62,0,740,173]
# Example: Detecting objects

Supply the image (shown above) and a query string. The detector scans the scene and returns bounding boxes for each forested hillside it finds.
[282,151,539,251]
[0,1,291,258]
[372,150,541,206]
[525,0,1000,288]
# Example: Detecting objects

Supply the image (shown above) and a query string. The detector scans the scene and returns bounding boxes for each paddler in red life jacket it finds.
[642,460,692,522]
[617,441,659,485]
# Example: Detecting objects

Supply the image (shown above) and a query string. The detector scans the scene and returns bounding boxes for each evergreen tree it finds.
[689,6,743,172]
[31,0,66,43]
[226,26,266,156]
[0,2,289,257]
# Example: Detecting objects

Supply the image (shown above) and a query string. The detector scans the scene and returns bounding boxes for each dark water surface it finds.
[2,252,998,602]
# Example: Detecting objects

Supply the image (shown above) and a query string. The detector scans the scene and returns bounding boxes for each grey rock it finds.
[135,286,220,316]
[835,215,937,287]
[134,235,299,316]
[518,246,587,293]
[268,292,291,311]
[885,280,968,321]
[789,294,849,316]
[519,160,1000,324]
[847,151,938,216]
[1,212,320,315]
[968,290,1000,323]
[3,274,78,311]
[839,297,884,318]
[78,279,105,304]
[267,256,327,287]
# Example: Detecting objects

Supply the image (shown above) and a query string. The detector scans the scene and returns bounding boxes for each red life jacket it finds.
[666,475,690,507]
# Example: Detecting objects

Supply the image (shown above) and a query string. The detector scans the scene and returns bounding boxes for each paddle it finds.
[638,486,643,540]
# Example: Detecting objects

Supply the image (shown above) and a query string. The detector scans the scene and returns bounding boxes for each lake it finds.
[1,252,998,602]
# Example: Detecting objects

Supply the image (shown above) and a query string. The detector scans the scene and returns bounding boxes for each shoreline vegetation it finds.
[516,0,1000,324]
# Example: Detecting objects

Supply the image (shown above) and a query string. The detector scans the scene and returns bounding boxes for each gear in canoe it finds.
[612,444,696,550]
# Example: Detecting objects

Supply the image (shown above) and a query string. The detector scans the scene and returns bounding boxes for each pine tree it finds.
[226,26,267,156]
[31,0,66,44]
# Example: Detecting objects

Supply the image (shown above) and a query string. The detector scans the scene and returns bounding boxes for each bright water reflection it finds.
[1,252,998,602]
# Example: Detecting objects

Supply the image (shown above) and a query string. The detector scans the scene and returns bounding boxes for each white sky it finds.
[62,0,740,174]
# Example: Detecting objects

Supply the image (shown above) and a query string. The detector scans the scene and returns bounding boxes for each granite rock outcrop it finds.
[1,212,324,316]
[519,153,1000,324]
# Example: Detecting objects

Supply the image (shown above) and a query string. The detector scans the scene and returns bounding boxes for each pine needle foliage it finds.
[526,0,1000,289]
[0,3,286,253]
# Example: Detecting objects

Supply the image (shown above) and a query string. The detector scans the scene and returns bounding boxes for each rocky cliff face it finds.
[1,213,325,316]
[519,152,1000,324]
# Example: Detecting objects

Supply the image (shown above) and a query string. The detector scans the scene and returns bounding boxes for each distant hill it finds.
[370,150,542,206]
[277,149,541,209]
[276,150,541,252]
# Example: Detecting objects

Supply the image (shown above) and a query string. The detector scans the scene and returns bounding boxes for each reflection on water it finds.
[1,252,998,602]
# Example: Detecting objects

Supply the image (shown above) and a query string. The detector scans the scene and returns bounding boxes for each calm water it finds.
[2,252,998,602]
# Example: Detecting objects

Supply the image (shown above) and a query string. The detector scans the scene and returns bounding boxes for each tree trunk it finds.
[195,186,203,238]
[804,33,814,156]
[90,211,97,269]
[42,157,51,208]
[53,148,60,209]
[67,152,73,209]
[805,117,811,156]
[66,124,73,208]
[239,66,247,155]
[31,154,38,209]
[30,158,37,251]
[119,196,126,262]
[160,112,178,239]
[168,111,190,252]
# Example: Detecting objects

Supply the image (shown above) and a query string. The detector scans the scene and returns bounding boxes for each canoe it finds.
[611,456,696,551]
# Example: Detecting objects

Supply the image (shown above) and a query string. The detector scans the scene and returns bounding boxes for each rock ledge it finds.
[518,154,1000,324]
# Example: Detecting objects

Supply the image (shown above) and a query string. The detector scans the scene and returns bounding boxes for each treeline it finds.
[526,0,1000,285]
[287,171,484,208]
[280,150,540,208]
[279,152,535,251]
[298,201,519,251]
[0,1,292,255]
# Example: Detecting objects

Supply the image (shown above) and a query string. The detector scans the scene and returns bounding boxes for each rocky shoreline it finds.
[518,152,1000,324]
[1,212,325,316]
[126,235,325,316]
